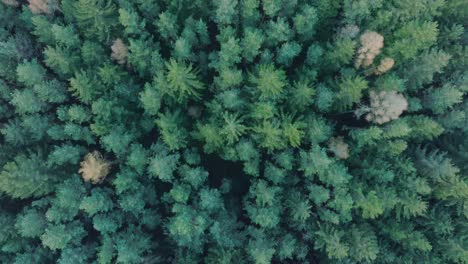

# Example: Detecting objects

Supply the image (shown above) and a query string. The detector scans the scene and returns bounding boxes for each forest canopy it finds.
[0,0,467,263]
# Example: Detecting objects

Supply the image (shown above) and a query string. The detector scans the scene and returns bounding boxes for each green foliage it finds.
[314,224,350,260]
[11,88,46,114]
[221,112,247,144]
[334,75,368,111]
[249,64,287,100]
[115,227,152,263]
[126,143,148,174]
[0,1,466,263]
[424,83,464,114]
[119,8,145,36]
[51,24,80,48]
[247,231,275,264]
[357,191,384,219]
[325,38,356,70]
[299,146,332,179]
[147,142,180,181]
[242,27,264,62]
[293,5,318,41]
[41,224,72,250]
[127,38,154,76]
[16,59,46,87]
[32,16,55,44]
[155,11,178,41]
[157,59,204,103]
[348,225,379,262]
[80,41,106,66]
[33,80,68,104]
[97,236,114,263]
[80,188,114,216]
[213,0,238,26]
[276,42,301,66]
[47,144,85,166]
[73,0,117,41]
[43,45,79,77]
[15,208,47,238]
[0,36,21,82]
[288,80,315,111]
[156,110,188,150]
[253,121,285,151]
[47,176,86,222]
[167,204,208,249]
[0,152,59,199]
[389,20,439,60]
[217,33,242,68]
[405,115,444,141]
[264,18,292,47]
[404,49,451,90]
[69,71,104,104]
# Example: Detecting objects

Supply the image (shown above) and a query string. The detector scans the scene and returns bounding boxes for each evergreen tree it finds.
[0,0,466,263]
[0,152,60,198]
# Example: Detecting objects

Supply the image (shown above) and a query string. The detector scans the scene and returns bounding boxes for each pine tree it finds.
[334,75,368,111]
[0,152,59,199]
[0,1,466,263]
[69,71,104,104]
[80,187,114,216]
[249,64,287,100]
[276,41,301,66]
[41,223,82,250]
[147,142,180,182]
[15,208,47,238]
[31,16,55,44]
[389,20,439,60]
[33,80,68,104]
[156,110,189,150]
[314,224,350,260]
[404,49,451,90]
[43,45,80,77]
[424,84,464,114]
[73,0,117,41]
[156,59,204,103]
[10,88,46,114]
[16,59,46,87]
[0,38,21,81]
[47,144,85,166]
[293,5,318,41]
[51,24,80,48]
[242,27,264,62]
[118,8,146,36]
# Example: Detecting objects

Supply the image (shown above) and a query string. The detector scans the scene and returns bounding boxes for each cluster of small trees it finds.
[0,0,466,263]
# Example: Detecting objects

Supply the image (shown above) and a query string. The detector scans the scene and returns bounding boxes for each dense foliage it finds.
[0,0,467,263]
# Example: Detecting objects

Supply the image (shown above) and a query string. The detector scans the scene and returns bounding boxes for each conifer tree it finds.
[0,152,59,198]
[0,0,466,263]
